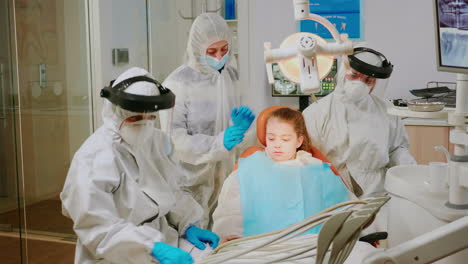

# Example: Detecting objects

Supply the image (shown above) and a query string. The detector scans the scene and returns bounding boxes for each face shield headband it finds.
[347,47,393,79]
[100,76,175,113]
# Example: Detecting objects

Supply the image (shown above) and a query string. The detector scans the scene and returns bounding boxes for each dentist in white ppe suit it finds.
[303,47,416,198]
[160,13,255,229]
[61,67,219,264]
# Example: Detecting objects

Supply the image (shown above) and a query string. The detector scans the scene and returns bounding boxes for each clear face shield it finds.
[101,75,179,215]
[118,113,166,149]
[341,47,393,99]
[100,75,175,147]
[120,111,179,216]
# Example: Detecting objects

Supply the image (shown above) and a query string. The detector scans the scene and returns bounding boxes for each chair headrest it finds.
[256,106,298,146]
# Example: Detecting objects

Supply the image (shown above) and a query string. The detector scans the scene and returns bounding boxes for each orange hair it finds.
[267,108,313,152]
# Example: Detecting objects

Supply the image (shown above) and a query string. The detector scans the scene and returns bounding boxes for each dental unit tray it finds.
[410,81,456,98]
[410,87,454,98]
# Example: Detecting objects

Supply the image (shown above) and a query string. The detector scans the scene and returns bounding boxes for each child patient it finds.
[212,107,349,243]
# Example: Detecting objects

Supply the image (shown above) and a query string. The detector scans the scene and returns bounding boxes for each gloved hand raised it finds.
[185,225,220,250]
[231,106,255,132]
[151,242,194,264]
[223,125,246,151]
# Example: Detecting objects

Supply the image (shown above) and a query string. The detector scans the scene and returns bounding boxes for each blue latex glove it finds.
[185,226,220,250]
[231,106,255,131]
[151,242,194,264]
[223,125,246,151]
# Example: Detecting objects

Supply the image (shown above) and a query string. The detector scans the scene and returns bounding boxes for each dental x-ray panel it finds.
[434,0,468,73]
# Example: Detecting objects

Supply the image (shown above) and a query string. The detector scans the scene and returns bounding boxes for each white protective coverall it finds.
[303,52,416,198]
[159,13,251,228]
[60,67,204,264]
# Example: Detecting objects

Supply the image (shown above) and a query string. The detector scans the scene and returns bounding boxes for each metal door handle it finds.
[204,0,222,13]
[178,0,196,20]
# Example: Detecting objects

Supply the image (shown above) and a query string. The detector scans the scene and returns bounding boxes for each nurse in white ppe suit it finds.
[61,67,219,264]
[303,47,416,198]
[160,13,255,228]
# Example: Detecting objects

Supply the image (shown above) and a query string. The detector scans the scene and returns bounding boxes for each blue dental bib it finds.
[238,151,348,236]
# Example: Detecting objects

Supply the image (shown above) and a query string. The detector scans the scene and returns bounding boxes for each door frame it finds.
[1,0,27,262]
[88,0,103,130]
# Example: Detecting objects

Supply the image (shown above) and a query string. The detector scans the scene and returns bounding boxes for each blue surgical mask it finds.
[205,54,229,71]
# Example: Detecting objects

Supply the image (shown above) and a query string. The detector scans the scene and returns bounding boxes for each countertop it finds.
[388,106,454,127]
[402,117,450,126]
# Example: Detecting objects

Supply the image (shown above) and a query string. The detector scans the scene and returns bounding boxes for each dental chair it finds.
[233,106,386,246]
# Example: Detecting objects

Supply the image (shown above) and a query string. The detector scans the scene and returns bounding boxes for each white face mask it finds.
[120,121,172,156]
[120,124,142,147]
[344,80,371,102]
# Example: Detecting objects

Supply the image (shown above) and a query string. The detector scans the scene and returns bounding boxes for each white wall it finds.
[149,0,222,81]
[239,0,299,113]
[91,0,149,127]
[91,0,456,119]
[364,0,455,100]
[149,0,193,81]
[240,0,457,113]
[99,0,149,82]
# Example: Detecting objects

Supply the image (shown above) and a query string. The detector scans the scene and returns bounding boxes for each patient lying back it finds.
[212,107,349,243]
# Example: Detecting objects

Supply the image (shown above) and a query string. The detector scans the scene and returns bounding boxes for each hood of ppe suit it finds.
[102,67,179,216]
[185,13,234,74]
[162,11,241,138]
[303,50,414,196]
[102,67,161,131]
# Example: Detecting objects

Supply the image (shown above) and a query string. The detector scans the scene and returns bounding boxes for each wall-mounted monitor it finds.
[434,0,468,74]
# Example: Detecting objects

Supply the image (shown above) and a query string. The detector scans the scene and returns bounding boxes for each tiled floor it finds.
[0,234,75,264]
[0,198,74,236]
[0,197,77,262]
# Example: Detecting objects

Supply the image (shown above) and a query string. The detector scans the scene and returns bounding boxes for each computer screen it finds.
[434,0,468,74]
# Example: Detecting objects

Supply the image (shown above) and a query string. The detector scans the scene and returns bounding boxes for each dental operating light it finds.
[276,33,335,85]
[264,0,354,95]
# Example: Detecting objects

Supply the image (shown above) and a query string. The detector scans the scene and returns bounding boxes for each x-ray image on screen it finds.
[436,0,468,70]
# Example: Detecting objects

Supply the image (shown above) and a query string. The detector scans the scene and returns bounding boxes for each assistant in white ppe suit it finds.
[159,13,252,228]
[303,47,416,198]
[60,67,207,264]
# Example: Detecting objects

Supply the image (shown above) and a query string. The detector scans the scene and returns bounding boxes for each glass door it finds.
[0,0,94,262]
[16,0,93,261]
[0,0,23,263]
[2,0,158,262]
